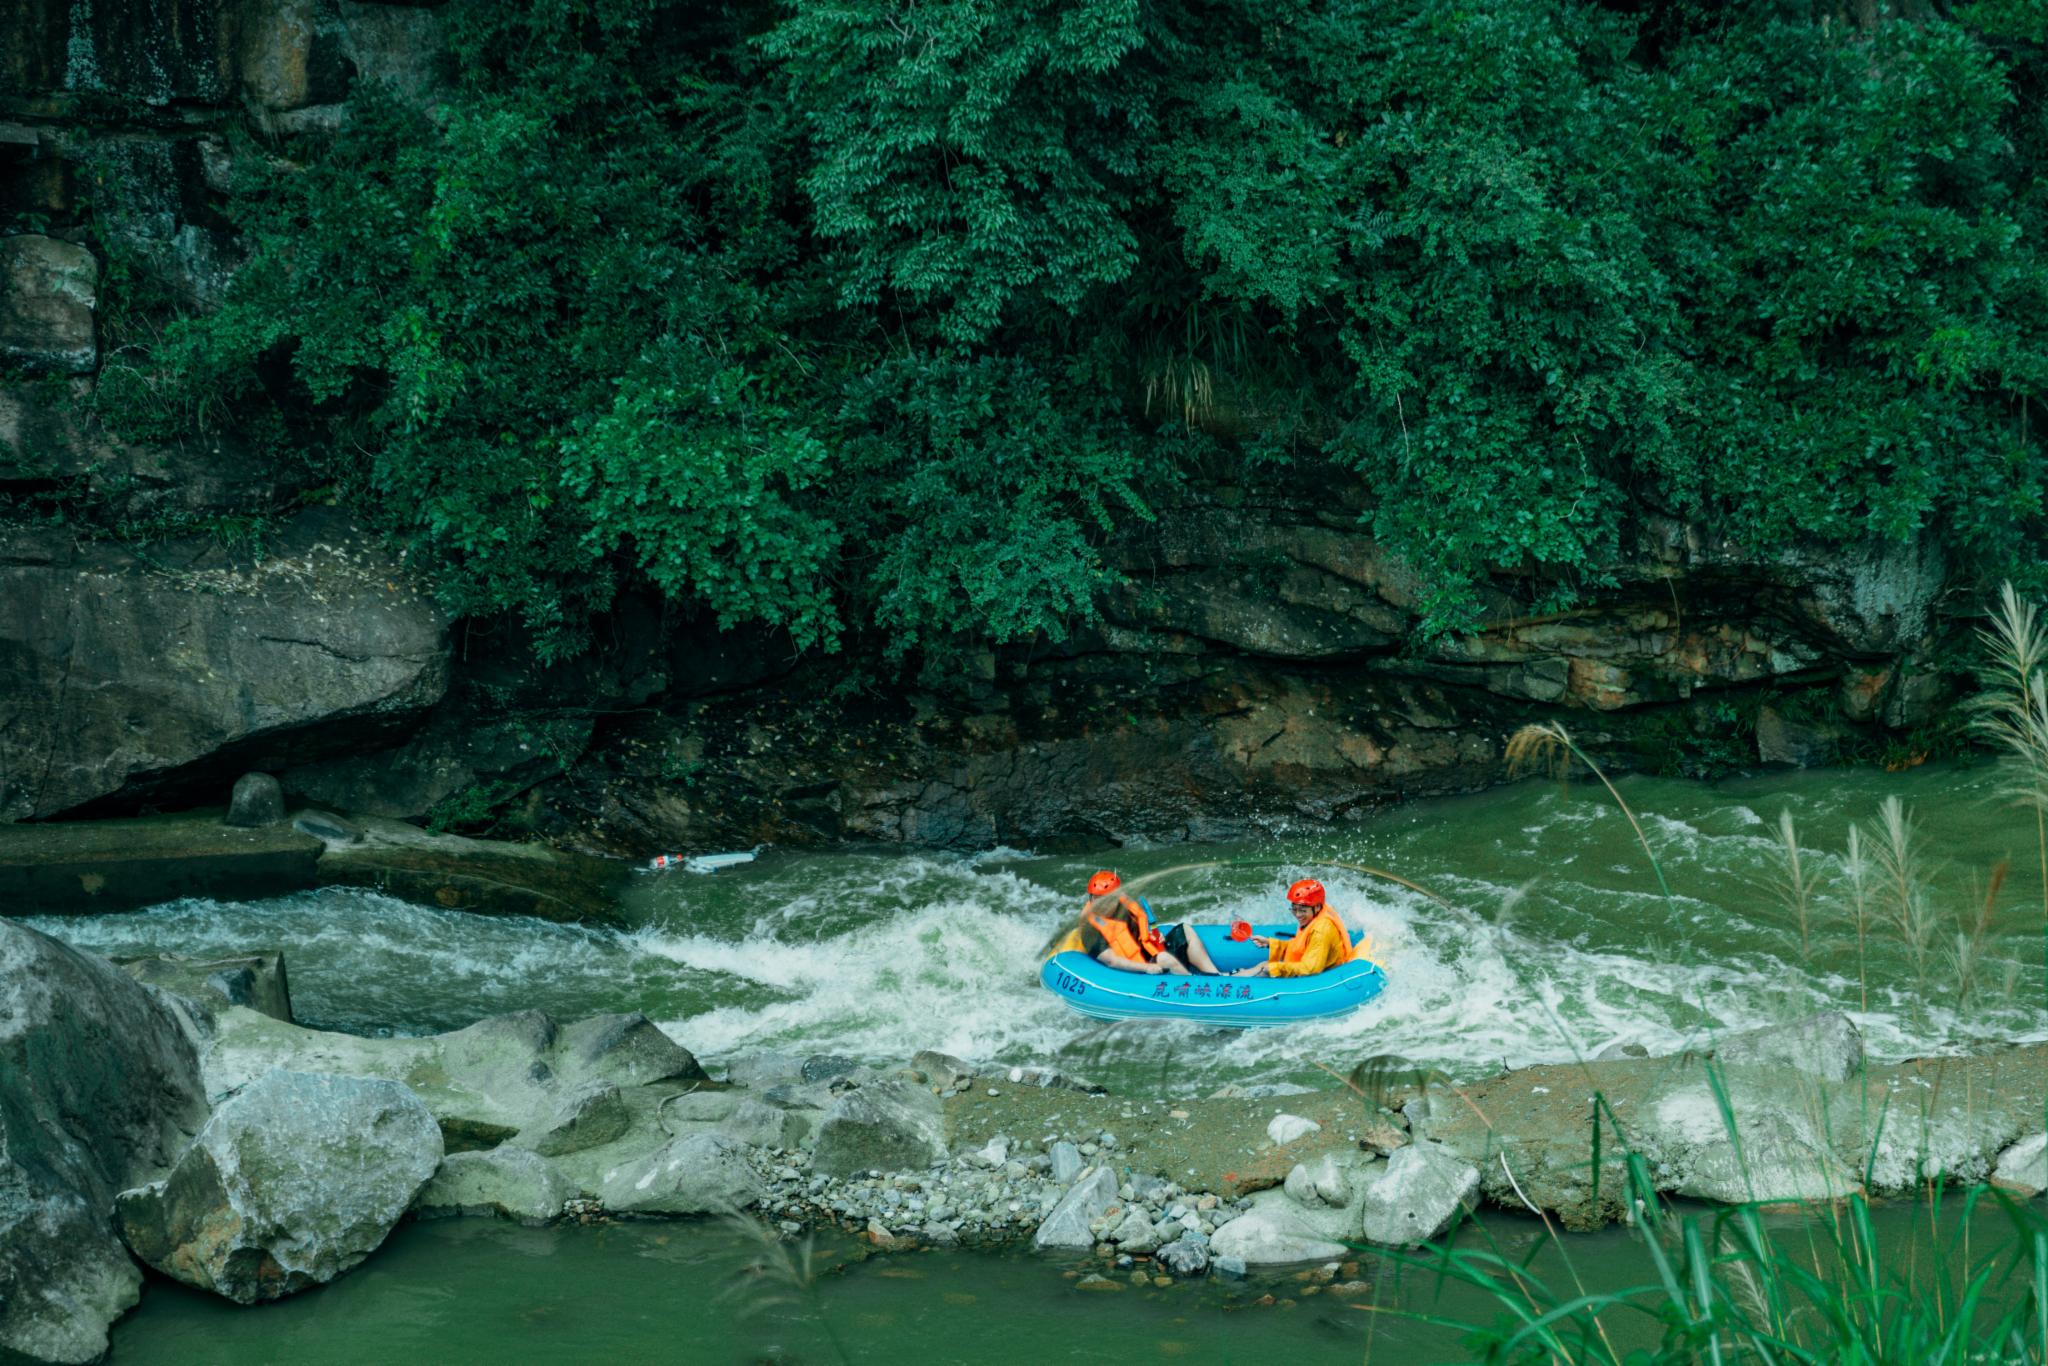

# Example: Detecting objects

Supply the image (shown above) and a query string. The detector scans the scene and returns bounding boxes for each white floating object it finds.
[645,847,762,874]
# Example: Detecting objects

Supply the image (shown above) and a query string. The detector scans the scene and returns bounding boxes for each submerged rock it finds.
[1155,1231,1211,1276]
[116,1068,442,1304]
[597,1133,762,1215]
[116,949,293,1023]
[1033,1166,1119,1251]
[811,1081,947,1178]
[415,1147,576,1225]
[1360,1143,1480,1246]
[0,921,209,1366]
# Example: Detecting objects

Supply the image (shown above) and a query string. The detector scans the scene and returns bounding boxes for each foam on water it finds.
[22,760,2048,1087]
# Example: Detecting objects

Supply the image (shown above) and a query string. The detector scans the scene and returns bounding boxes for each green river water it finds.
[26,760,2048,1363]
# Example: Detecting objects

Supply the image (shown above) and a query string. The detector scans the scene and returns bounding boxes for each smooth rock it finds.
[811,1081,947,1177]
[1049,1140,1084,1184]
[1714,1012,1864,1082]
[519,1083,631,1157]
[597,1133,762,1215]
[1360,1142,1480,1246]
[291,808,363,843]
[1209,1203,1348,1266]
[0,921,208,1366]
[1267,1114,1322,1146]
[1214,1256,1248,1280]
[225,772,287,827]
[1595,1041,1650,1061]
[1992,1133,2047,1198]
[1033,1166,1120,1251]
[116,1069,442,1304]
[414,1147,575,1225]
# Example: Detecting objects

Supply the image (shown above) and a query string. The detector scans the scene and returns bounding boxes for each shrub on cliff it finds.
[111,0,2048,656]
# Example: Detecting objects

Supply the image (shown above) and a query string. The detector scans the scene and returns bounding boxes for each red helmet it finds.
[1087,870,1122,897]
[1287,879,1325,908]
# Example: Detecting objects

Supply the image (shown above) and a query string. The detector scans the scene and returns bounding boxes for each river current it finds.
[25,760,2048,1364]
[28,760,2048,1088]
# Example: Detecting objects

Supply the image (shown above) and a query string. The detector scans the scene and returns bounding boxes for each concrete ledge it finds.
[0,810,322,913]
[0,809,628,922]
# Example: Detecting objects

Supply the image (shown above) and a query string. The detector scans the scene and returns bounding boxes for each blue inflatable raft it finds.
[1040,922,1387,1028]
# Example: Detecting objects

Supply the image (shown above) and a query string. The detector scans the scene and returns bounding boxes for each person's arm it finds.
[1267,919,1337,978]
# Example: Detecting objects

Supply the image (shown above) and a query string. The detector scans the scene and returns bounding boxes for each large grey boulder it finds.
[0,921,209,1366]
[415,1147,577,1225]
[1208,1199,1350,1265]
[1715,1012,1864,1082]
[810,1081,947,1177]
[0,512,450,821]
[1361,1142,1481,1246]
[115,1068,442,1304]
[597,1133,762,1215]
[1032,1165,1119,1251]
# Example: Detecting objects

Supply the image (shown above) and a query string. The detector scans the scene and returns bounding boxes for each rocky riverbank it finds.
[9,915,2044,1364]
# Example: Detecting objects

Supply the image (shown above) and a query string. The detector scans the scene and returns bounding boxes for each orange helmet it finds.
[1087,870,1121,896]
[1287,878,1325,907]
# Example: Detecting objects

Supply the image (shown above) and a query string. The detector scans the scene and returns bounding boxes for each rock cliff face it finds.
[0,0,1966,850]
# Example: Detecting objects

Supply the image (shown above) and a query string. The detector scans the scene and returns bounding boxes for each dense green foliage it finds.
[115,0,2048,656]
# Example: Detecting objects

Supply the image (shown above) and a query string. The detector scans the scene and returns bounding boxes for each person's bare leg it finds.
[1181,933,1225,975]
[1154,952,1192,975]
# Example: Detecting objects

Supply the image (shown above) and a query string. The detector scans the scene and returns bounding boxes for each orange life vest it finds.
[1281,907,1355,970]
[1084,895,1166,961]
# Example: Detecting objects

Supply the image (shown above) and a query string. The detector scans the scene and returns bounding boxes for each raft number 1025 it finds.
[1051,967,1086,997]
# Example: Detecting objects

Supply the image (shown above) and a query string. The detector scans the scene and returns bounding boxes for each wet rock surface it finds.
[0,920,209,1366]
[116,1069,442,1304]
[0,512,450,823]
